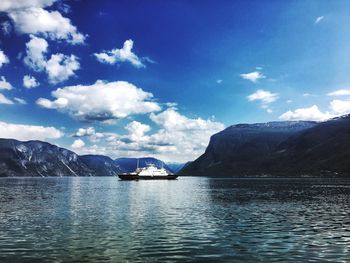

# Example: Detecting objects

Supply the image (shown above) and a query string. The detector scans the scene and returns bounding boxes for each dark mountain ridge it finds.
[179,116,350,176]
[80,155,126,176]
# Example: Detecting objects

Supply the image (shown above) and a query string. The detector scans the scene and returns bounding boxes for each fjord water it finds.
[1,177,350,262]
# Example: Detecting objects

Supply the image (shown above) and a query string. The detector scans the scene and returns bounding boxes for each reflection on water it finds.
[1,177,350,262]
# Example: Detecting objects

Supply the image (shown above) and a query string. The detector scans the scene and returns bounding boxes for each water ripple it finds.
[1,177,350,262]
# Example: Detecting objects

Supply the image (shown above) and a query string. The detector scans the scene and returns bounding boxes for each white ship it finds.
[118,160,178,180]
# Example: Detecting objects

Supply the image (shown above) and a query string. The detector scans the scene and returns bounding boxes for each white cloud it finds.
[45,54,80,84]
[36,97,68,109]
[23,74,39,89]
[14,97,27,104]
[73,127,105,144]
[94,39,145,68]
[0,0,57,11]
[0,121,63,141]
[71,139,85,149]
[71,108,225,162]
[0,50,9,68]
[75,127,96,137]
[329,100,350,115]
[302,93,313,97]
[0,93,14,104]
[327,89,350,96]
[125,121,151,141]
[0,76,13,90]
[36,80,161,121]
[8,7,85,44]
[24,35,80,84]
[279,105,331,121]
[1,1,85,44]
[24,35,48,71]
[315,16,324,24]
[148,108,225,162]
[150,108,223,131]
[216,79,223,84]
[240,71,265,83]
[279,100,350,121]
[247,89,279,105]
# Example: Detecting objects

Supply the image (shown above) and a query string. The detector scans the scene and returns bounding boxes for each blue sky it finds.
[0,0,350,162]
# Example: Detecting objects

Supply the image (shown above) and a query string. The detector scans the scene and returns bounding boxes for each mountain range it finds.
[179,114,350,176]
[0,139,181,177]
[1,114,350,177]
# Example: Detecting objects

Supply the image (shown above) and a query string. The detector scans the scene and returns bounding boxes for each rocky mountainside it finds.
[178,118,350,176]
[80,155,126,176]
[0,139,173,177]
[0,139,94,177]
[267,115,350,175]
[166,162,190,173]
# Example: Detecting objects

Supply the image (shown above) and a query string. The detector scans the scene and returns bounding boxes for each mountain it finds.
[267,115,350,175]
[80,155,126,176]
[0,139,94,177]
[179,120,326,176]
[115,157,173,173]
[0,139,178,177]
[166,162,191,173]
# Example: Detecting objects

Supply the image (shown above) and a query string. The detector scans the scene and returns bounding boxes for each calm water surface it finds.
[1,176,350,262]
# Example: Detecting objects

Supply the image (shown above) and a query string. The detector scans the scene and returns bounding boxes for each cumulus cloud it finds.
[75,127,96,137]
[0,50,9,68]
[329,100,350,115]
[0,76,13,90]
[0,0,57,11]
[240,71,265,83]
[94,39,145,68]
[36,97,67,109]
[45,54,80,84]
[247,89,279,105]
[125,121,151,142]
[23,74,39,89]
[327,89,350,96]
[150,108,222,131]
[24,35,48,71]
[0,93,14,104]
[279,100,350,121]
[148,108,225,161]
[24,35,80,83]
[36,80,161,121]
[70,108,225,162]
[279,105,331,121]
[73,126,105,144]
[0,121,63,141]
[315,16,324,24]
[71,139,85,149]
[5,3,85,44]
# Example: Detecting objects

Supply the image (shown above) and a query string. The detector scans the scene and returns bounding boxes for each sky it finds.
[0,0,350,162]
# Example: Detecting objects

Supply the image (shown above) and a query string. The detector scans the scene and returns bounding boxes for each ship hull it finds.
[118,174,178,180]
